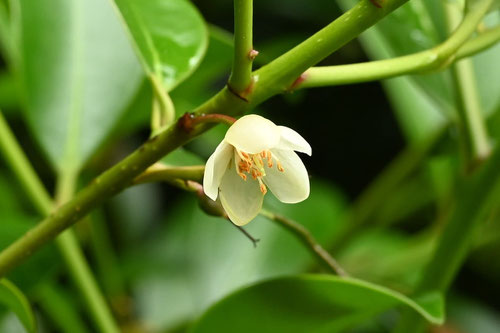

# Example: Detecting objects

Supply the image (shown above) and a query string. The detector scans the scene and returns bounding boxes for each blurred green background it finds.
[0,0,499,332]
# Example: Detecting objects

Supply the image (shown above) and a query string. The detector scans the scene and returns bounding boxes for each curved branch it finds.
[0,0,412,277]
[299,14,499,89]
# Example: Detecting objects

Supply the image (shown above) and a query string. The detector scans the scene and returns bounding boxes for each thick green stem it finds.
[228,0,254,93]
[300,25,500,88]
[0,111,118,333]
[0,0,412,279]
[252,0,410,100]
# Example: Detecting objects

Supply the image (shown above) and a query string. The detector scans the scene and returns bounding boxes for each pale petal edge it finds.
[219,169,264,226]
[203,141,233,201]
[264,149,310,204]
[276,126,312,155]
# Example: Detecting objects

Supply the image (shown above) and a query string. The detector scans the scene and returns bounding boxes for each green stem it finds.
[446,1,491,167]
[252,0,410,100]
[0,0,412,278]
[260,209,347,276]
[55,175,119,333]
[133,164,205,184]
[0,110,118,333]
[458,25,500,56]
[88,210,126,299]
[0,111,52,214]
[299,9,499,88]
[228,0,254,93]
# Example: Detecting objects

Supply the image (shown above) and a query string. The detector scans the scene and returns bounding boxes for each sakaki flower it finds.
[203,114,311,226]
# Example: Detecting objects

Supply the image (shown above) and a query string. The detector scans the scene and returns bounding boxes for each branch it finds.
[260,209,347,277]
[252,0,411,101]
[133,164,205,185]
[228,0,254,94]
[299,12,500,88]
[0,0,411,278]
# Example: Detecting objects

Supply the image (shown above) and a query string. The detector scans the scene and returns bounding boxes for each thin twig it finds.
[228,220,260,247]
[260,209,347,277]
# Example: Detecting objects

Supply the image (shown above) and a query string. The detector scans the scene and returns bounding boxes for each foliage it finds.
[0,0,499,332]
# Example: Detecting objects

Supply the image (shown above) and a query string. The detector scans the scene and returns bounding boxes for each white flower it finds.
[203,114,311,226]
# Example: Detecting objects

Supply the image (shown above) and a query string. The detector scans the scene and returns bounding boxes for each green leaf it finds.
[16,0,143,170]
[0,279,36,333]
[113,0,208,91]
[190,275,444,333]
[339,230,434,290]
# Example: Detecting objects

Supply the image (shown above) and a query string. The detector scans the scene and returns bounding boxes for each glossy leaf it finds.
[190,275,444,333]
[171,26,232,115]
[113,0,208,91]
[16,0,143,169]
[0,279,36,333]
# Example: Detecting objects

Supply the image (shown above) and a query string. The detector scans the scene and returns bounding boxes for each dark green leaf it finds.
[190,275,444,333]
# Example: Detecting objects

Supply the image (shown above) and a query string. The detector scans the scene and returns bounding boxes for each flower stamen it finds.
[257,177,267,195]
[266,150,273,168]
[277,161,285,172]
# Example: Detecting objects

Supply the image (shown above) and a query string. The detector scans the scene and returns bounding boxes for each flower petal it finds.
[276,126,312,156]
[219,167,264,226]
[225,114,280,154]
[203,141,233,201]
[264,149,310,203]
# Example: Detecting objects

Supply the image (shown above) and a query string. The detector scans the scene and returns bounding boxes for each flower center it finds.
[234,149,284,194]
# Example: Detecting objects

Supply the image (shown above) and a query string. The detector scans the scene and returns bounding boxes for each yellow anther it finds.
[277,161,285,172]
[239,160,250,172]
[258,178,267,195]
[260,151,266,158]
[266,151,273,168]
[238,172,247,181]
